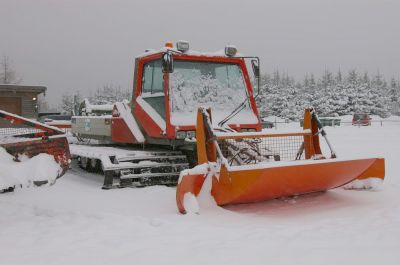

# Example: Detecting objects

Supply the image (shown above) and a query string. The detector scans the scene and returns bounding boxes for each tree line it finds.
[257,69,400,120]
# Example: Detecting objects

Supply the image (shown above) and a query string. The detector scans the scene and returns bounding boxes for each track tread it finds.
[74,147,191,189]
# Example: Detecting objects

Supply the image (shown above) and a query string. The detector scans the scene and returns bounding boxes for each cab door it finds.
[134,58,168,138]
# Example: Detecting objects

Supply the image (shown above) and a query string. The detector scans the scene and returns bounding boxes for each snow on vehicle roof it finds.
[82,98,114,113]
[136,47,244,59]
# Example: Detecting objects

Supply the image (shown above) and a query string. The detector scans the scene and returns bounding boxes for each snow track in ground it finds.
[1,122,400,265]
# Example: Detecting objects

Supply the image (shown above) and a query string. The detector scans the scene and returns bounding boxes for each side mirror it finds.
[162,52,174,73]
[251,59,260,79]
[250,58,261,98]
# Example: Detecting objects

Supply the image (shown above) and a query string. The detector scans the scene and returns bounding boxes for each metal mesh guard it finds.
[0,116,44,144]
[218,135,305,166]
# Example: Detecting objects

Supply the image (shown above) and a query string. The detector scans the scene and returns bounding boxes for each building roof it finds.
[0,84,47,94]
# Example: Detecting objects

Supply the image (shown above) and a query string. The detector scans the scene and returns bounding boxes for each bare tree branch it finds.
[0,55,22,84]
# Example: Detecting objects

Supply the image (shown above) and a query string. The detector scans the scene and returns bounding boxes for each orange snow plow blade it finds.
[176,108,385,214]
[0,110,71,184]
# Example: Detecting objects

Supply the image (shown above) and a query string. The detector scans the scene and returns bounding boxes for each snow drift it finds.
[0,147,62,191]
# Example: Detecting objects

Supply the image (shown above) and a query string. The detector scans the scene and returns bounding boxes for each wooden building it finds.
[0,85,46,119]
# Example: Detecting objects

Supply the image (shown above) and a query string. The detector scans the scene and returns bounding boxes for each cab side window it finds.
[142,60,163,95]
[140,59,166,119]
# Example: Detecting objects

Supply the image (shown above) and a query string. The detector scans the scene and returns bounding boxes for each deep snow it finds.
[1,122,399,265]
[0,148,62,190]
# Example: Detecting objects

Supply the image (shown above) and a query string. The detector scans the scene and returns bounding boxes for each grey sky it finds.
[1,0,399,105]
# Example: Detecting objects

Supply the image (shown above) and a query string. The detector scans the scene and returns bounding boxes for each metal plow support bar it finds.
[0,110,71,187]
[176,108,385,214]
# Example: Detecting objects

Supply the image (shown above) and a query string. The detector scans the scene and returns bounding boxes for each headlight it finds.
[186,131,196,138]
[176,131,187,139]
[241,128,256,132]
[176,40,189,53]
[225,45,237,57]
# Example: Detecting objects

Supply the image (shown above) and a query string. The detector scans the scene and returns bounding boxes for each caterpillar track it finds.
[70,144,189,189]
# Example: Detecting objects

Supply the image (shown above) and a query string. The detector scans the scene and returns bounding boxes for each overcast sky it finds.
[1,0,399,105]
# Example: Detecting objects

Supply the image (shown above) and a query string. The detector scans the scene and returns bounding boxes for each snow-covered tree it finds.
[89,84,131,105]
[388,78,400,115]
[259,70,303,120]
[61,92,82,115]
[258,69,394,120]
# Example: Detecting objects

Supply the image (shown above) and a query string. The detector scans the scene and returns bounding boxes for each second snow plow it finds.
[176,108,385,214]
[0,110,70,191]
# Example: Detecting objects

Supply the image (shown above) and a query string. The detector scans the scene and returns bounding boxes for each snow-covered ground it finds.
[1,122,399,265]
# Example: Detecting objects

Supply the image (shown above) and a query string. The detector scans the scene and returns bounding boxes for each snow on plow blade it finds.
[0,110,70,189]
[176,108,385,214]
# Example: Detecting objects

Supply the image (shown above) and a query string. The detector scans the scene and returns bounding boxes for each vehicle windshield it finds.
[354,114,368,120]
[170,60,256,125]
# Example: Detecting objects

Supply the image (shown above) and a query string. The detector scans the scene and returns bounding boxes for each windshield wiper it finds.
[217,98,249,128]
